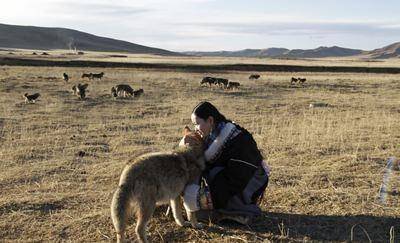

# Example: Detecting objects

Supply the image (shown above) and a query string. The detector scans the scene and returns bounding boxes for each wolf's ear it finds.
[183,126,191,135]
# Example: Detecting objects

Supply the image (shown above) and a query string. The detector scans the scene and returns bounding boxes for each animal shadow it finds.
[249,212,397,242]
[165,211,400,242]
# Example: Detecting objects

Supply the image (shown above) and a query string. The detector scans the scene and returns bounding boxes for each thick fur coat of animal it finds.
[110,127,205,243]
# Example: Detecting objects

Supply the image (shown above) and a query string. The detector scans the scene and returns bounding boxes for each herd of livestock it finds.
[23,72,307,103]
[23,72,144,103]
[200,73,306,90]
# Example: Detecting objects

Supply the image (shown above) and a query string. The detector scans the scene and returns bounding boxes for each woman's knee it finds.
[183,183,214,212]
[183,184,200,212]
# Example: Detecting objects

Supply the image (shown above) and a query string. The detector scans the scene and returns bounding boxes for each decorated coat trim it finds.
[205,122,240,162]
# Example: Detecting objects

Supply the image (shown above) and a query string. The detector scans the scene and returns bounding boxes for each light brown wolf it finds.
[110,127,205,243]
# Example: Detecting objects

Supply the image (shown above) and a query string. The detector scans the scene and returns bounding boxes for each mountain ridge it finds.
[184,45,367,58]
[368,42,400,59]
[0,23,181,56]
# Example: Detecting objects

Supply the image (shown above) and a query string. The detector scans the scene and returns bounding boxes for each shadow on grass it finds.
[0,201,64,215]
[115,201,399,242]
[205,212,400,242]
[307,83,365,93]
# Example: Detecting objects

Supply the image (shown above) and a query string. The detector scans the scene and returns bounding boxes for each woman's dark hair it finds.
[192,101,228,124]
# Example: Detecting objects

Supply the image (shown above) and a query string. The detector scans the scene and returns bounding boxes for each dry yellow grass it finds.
[0,60,399,242]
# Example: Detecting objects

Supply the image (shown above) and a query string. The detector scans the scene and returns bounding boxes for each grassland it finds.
[0,56,399,242]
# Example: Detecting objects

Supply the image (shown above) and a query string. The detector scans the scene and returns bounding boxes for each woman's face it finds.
[191,113,214,138]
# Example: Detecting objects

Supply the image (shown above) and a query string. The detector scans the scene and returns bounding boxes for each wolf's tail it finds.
[111,184,132,240]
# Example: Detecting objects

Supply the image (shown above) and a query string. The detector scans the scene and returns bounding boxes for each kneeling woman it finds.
[183,101,270,223]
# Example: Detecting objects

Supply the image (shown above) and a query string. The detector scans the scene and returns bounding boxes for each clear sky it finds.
[1,0,400,52]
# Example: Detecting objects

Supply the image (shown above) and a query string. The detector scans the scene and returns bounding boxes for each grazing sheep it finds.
[291,77,298,84]
[23,93,40,103]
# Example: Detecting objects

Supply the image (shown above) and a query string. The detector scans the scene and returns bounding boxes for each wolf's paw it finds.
[176,220,191,227]
[183,221,192,227]
[192,222,204,229]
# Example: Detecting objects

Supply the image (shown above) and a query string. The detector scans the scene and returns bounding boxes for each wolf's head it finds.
[179,126,203,148]
[178,126,205,170]
[179,126,204,157]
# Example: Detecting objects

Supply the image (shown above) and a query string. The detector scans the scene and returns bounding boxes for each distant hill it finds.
[283,46,363,58]
[184,47,289,57]
[0,23,181,56]
[367,42,400,59]
[184,46,364,58]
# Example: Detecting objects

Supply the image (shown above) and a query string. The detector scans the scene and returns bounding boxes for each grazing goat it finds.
[200,77,217,86]
[298,78,306,84]
[63,73,69,82]
[215,78,229,88]
[309,102,329,108]
[72,83,89,99]
[23,93,40,103]
[291,77,298,84]
[133,88,144,97]
[82,73,92,79]
[91,72,104,80]
[249,74,260,80]
[111,84,134,98]
[227,81,240,90]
